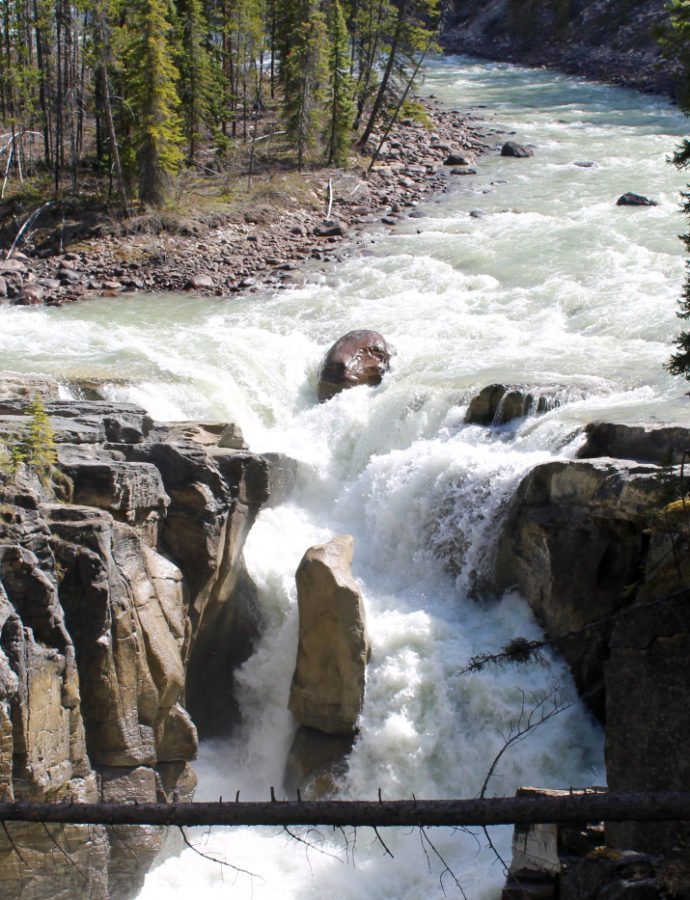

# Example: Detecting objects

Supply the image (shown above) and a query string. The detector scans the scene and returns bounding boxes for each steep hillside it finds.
[442,0,674,94]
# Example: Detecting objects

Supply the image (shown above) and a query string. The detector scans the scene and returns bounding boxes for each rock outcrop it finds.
[495,422,690,877]
[0,385,288,898]
[287,535,369,798]
[317,330,392,403]
[465,383,586,426]
[493,456,658,717]
[289,535,370,734]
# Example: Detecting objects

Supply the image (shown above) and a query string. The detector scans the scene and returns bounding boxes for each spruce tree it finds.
[660,1,690,379]
[282,0,329,171]
[326,0,355,166]
[176,0,214,160]
[117,0,183,206]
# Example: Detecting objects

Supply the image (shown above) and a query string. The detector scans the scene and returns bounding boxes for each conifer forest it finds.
[0,0,439,209]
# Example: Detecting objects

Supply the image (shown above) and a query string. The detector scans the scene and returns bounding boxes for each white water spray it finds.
[2,56,689,898]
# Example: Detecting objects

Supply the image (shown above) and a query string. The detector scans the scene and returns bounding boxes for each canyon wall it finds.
[0,381,293,899]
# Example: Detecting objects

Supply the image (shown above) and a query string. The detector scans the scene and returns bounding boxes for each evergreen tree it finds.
[117,0,183,206]
[326,0,355,165]
[660,1,690,379]
[358,0,438,150]
[282,0,329,170]
[11,394,57,477]
[176,0,214,159]
[351,0,393,129]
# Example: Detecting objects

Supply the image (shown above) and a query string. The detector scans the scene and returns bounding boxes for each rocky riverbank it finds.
[0,105,489,306]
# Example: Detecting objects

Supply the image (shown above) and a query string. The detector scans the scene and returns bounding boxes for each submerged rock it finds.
[501,141,533,157]
[616,192,657,207]
[465,383,586,426]
[284,726,355,799]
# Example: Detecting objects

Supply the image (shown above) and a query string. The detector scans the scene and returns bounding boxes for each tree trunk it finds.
[0,793,688,828]
[358,0,407,150]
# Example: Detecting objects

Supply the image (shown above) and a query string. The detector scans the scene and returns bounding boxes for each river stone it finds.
[0,258,27,274]
[465,383,586,426]
[289,535,370,735]
[444,152,470,165]
[187,273,214,290]
[616,192,657,206]
[501,141,533,157]
[313,219,347,237]
[317,329,392,403]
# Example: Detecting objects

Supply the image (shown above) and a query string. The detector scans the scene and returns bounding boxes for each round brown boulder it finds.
[317,329,392,403]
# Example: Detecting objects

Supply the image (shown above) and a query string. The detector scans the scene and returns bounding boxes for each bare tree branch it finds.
[419,826,468,899]
[178,825,261,881]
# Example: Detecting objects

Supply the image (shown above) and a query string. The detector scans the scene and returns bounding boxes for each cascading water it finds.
[2,56,689,898]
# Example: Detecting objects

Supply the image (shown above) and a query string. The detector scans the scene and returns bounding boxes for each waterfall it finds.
[2,55,688,898]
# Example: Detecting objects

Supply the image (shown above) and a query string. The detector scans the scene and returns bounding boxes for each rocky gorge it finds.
[1,368,689,898]
[1,35,690,898]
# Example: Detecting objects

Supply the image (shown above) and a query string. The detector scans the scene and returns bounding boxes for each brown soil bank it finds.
[442,0,675,96]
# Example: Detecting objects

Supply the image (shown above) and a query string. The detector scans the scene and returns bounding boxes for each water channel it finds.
[2,55,690,899]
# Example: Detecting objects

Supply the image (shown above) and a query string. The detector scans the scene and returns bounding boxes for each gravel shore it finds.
[0,102,491,307]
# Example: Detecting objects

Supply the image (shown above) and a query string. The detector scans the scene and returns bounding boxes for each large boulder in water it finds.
[288,535,370,735]
[465,383,587,426]
[317,329,392,403]
[501,141,533,158]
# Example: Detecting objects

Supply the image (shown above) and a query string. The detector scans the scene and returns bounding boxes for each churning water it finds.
[2,56,690,898]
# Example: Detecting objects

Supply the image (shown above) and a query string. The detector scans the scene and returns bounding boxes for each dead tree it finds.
[0,792,689,829]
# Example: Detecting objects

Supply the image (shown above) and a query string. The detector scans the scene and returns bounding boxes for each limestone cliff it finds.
[0,383,293,900]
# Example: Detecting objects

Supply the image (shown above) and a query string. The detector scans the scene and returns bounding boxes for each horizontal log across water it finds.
[0,792,689,828]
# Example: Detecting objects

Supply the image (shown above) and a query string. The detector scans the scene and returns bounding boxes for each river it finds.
[2,56,689,899]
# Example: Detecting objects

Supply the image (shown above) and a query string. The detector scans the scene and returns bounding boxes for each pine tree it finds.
[282,0,329,171]
[117,0,184,206]
[326,0,355,165]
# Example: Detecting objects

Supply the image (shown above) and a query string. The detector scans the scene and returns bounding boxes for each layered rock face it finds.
[493,456,658,717]
[494,422,690,865]
[0,389,286,899]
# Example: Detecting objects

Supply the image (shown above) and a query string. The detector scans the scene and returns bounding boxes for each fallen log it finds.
[0,792,688,828]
